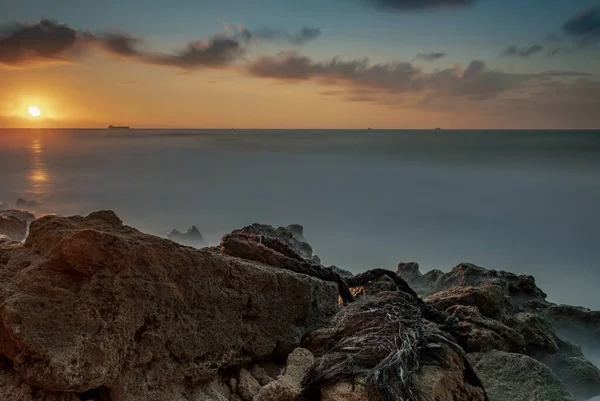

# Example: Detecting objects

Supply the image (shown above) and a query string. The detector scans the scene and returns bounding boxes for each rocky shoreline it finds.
[1,203,599,401]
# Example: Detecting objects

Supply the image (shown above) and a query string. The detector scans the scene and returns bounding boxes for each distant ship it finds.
[108,125,131,130]
[367,127,372,130]
[435,127,442,130]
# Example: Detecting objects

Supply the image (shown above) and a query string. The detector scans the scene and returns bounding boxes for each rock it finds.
[447,305,526,354]
[228,377,239,395]
[542,304,600,359]
[0,211,339,400]
[249,365,274,386]
[363,275,397,295]
[253,348,314,401]
[16,198,42,211]
[238,369,261,401]
[507,312,559,356]
[228,223,320,264]
[284,224,306,242]
[415,343,487,401]
[0,202,10,211]
[329,265,353,278]
[1,208,36,223]
[426,283,512,320]
[0,214,28,242]
[190,376,231,401]
[167,225,205,247]
[469,351,577,401]
[321,380,369,401]
[396,262,442,296]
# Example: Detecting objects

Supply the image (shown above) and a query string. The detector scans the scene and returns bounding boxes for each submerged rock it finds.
[166,225,205,246]
[469,351,577,401]
[0,211,338,400]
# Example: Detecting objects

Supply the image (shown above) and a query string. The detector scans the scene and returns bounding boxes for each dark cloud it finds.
[95,33,142,57]
[546,33,562,42]
[547,48,565,56]
[140,38,244,69]
[248,52,533,100]
[364,0,475,10]
[501,44,544,58]
[251,26,322,45]
[0,19,80,66]
[563,6,600,45]
[416,52,447,61]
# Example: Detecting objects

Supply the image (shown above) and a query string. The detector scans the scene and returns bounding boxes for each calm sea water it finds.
[1,129,599,309]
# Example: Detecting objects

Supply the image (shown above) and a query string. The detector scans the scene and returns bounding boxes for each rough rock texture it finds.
[1,209,36,223]
[320,380,369,401]
[469,351,577,401]
[166,225,206,247]
[447,305,526,354]
[238,369,261,401]
[254,348,314,401]
[0,214,28,242]
[363,275,398,295]
[426,283,512,320]
[229,223,321,264]
[507,312,559,356]
[249,365,274,386]
[0,211,339,401]
[415,343,488,401]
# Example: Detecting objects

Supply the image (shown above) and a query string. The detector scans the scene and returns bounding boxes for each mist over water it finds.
[1,129,599,309]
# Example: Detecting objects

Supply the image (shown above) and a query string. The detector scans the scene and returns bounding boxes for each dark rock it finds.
[426,283,513,320]
[542,304,600,359]
[0,211,339,400]
[507,312,559,357]
[0,214,28,242]
[167,225,205,247]
[469,351,577,401]
[16,198,42,211]
[396,262,442,296]
[363,275,398,295]
[329,265,353,278]
[447,305,526,354]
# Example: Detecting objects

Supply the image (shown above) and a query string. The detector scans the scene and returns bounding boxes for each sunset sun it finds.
[28,106,41,117]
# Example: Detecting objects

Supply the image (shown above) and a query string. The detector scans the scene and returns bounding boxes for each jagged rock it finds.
[396,262,442,296]
[16,198,42,211]
[229,223,320,264]
[167,225,205,247]
[507,312,559,356]
[249,365,274,386]
[415,342,488,401]
[469,351,577,401]
[0,211,338,400]
[447,305,526,354]
[426,283,512,320]
[321,380,369,401]
[0,214,28,242]
[238,369,261,401]
[253,348,314,401]
[329,265,353,278]
[542,304,600,359]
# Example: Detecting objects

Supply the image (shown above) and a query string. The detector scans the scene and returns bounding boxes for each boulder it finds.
[396,262,442,296]
[166,225,205,247]
[16,198,42,211]
[253,348,314,401]
[507,312,559,356]
[0,214,28,242]
[542,304,600,359]
[1,209,36,223]
[249,365,274,386]
[363,275,398,295]
[447,305,526,354]
[238,369,261,401]
[426,283,512,320]
[0,211,339,401]
[469,351,577,401]
[229,224,320,264]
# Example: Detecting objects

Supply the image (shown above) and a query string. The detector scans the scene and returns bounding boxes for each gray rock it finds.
[166,225,205,247]
[507,312,559,356]
[238,369,261,401]
[469,351,577,401]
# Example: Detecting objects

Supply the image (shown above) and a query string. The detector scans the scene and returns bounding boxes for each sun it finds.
[28,106,41,117]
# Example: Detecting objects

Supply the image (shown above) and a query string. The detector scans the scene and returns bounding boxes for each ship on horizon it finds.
[108,125,131,130]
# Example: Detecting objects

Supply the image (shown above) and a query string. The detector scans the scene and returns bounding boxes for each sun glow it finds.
[28,106,41,117]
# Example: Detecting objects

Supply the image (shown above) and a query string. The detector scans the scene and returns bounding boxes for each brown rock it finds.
[253,348,314,401]
[426,283,512,320]
[238,369,261,401]
[321,380,370,401]
[0,211,338,400]
[249,365,274,386]
[447,305,526,354]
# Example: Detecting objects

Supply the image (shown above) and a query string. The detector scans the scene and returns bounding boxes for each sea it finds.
[1,129,599,310]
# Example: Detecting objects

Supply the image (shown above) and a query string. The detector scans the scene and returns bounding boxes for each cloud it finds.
[251,26,322,45]
[0,19,81,67]
[546,33,562,42]
[563,6,600,45]
[363,0,475,10]
[0,19,319,69]
[501,44,545,58]
[247,52,535,100]
[416,52,447,61]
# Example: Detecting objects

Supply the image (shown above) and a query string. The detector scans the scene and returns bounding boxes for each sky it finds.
[0,0,599,129]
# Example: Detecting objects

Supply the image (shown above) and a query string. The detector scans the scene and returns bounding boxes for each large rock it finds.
[254,348,314,401]
[166,225,206,247]
[229,224,320,264]
[542,304,600,359]
[447,305,526,354]
[0,215,28,242]
[426,283,512,320]
[0,211,339,401]
[507,312,559,356]
[469,351,577,401]
[16,198,42,211]
[396,262,442,296]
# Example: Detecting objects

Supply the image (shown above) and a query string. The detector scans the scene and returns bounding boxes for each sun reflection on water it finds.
[27,136,51,199]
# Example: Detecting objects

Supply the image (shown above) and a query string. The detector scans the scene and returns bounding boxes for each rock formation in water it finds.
[0,211,598,401]
[15,198,42,211]
[166,225,206,247]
